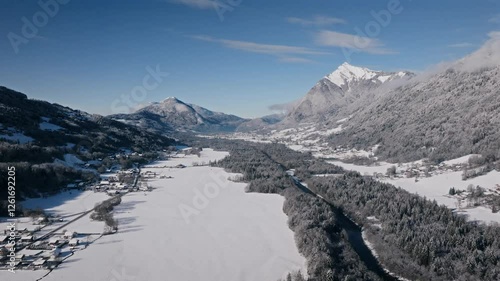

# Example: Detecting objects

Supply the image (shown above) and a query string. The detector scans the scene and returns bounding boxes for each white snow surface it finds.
[325,62,378,87]
[0,132,34,144]
[330,159,500,224]
[442,154,479,165]
[0,270,48,281]
[53,154,88,170]
[21,190,109,217]
[39,122,63,131]
[377,75,391,83]
[381,171,500,223]
[2,149,306,280]
[328,160,393,175]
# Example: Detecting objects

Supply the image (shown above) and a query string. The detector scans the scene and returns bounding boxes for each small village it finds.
[0,174,144,271]
[0,223,91,271]
[0,148,203,272]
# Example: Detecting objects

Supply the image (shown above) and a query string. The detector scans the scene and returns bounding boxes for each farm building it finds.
[32,258,46,269]
[20,235,34,242]
[64,231,77,239]
[48,238,60,246]
[69,238,79,247]
[50,247,61,257]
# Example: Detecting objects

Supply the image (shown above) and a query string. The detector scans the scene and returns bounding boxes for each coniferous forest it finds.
[197,138,500,281]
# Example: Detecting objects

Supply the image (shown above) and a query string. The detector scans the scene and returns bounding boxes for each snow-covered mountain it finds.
[328,35,500,162]
[325,62,408,88]
[283,62,414,124]
[111,97,248,133]
[138,97,208,127]
[0,86,177,197]
[235,113,284,132]
[0,86,175,151]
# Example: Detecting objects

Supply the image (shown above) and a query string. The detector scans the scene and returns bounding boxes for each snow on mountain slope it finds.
[112,97,248,133]
[139,97,206,125]
[329,34,500,162]
[282,63,414,124]
[325,62,379,87]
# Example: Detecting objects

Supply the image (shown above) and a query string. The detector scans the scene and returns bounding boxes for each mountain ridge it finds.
[327,35,500,162]
[280,62,415,125]
[110,96,249,133]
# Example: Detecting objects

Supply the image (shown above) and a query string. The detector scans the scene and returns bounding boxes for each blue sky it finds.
[1,0,499,118]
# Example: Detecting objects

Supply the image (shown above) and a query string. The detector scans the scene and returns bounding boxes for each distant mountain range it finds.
[109,63,415,134]
[0,86,176,153]
[235,114,284,132]
[110,97,249,133]
[4,35,499,164]
[231,36,500,163]
[0,86,178,199]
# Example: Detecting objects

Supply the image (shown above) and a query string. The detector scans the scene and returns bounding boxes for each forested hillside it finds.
[0,86,176,204]
[206,140,379,281]
[329,37,500,163]
[194,138,500,281]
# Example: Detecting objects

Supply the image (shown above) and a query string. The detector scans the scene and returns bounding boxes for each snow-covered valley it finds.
[0,149,305,281]
[220,130,500,225]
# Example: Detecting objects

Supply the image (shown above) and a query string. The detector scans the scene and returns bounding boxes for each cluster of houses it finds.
[94,180,129,195]
[89,168,165,194]
[90,170,136,194]
[0,216,83,271]
[372,162,475,181]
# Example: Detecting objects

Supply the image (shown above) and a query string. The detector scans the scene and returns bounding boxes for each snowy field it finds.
[382,171,500,223]
[0,190,109,239]
[223,130,500,225]
[329,159,500,224]
[2,149,305,281]
[21,190,109,217]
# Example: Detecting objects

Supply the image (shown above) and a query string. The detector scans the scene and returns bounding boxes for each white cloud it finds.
[489,14,500,24]
[287,16,346,26]
[314,30,394,54]
[268,99,301,113]
[488,31,500,39]
[451,30,500,72]
[278,57,315,63]
[448,42,475,48]
[188,34,327,63]
[169,0,215,9]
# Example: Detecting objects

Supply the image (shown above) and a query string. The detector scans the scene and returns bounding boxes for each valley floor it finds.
[329,160,500,224]
[1,149,305,281]
[223,132,500,224]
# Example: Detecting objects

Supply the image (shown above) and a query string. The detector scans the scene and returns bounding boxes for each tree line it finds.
[207,140,382,280]
[195,137,500,281]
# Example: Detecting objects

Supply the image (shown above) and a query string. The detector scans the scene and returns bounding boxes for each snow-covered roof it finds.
[48,238,60,243]
[32,258,46,266]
